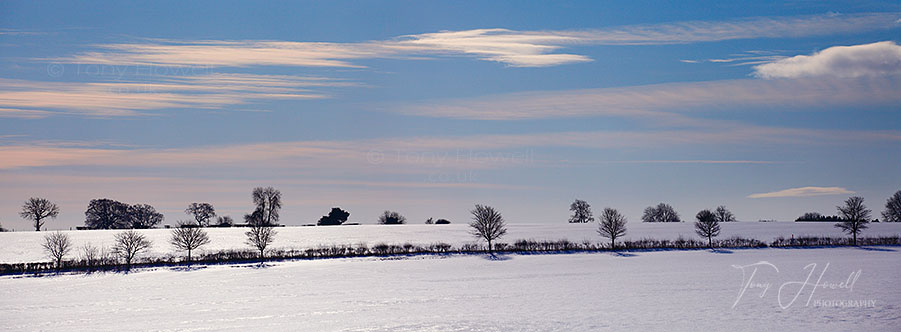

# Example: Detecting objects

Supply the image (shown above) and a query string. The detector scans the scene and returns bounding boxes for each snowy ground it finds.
[1,247,899,331]
[1,222,901,263]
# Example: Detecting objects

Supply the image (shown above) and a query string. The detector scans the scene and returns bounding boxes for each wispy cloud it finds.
[391,77,901,120]
[754,41,901,78]
[46,13,901,68]
[0,108,58,119]
[681,50,788,66]
[2,127,899,171]
[395,28,592,67]
[564,12,899,45]
[0,73,352,117]
[748,186,855,198]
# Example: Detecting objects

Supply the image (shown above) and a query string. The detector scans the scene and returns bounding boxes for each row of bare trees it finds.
[39,222,278,273]
[33,195,886,273]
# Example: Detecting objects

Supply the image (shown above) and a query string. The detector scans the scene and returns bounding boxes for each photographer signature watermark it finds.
[731,261,874,309]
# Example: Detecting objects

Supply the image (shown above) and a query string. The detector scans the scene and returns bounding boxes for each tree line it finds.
[16,194,901,275]
[9,189,901,272]
[568,192,898,247]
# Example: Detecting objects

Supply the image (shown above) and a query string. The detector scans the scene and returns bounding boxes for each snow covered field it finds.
[1,247,899,331]
[1,222,901,264]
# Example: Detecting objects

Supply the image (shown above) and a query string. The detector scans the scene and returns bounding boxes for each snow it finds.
[1,247,899,331]
[2,222,901,264]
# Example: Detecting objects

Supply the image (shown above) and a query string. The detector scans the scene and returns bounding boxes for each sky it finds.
[1,1,900,230]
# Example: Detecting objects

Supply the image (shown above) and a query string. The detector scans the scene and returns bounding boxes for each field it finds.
[2,222,900,331]
[2,247,900,331]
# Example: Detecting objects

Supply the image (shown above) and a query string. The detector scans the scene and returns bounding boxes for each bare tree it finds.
[185,203,216,227]
[836,196,871,246]
[713,205,736,222]
[42,231,72,272]
[641,203,681,222]
[694,209,720,248]
[469,204,507,253]
[80,243,100,270]
[170,224,211,262]
[20,197,60,231]
[568,199,594,223]
[246,224,277,262]
[252,187,282,225]
[378,211,407,225]
[597,208,627,249]
[112,230,153,270]
[128,204,164,229]
[882,190,901,222]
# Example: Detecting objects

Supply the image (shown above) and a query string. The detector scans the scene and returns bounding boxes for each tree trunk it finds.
[487,239,492,253]
[611,238,615,251]
[853,232,857,246]
[708,235,712,248]
[34,217,41,231]
[187,249,192,263]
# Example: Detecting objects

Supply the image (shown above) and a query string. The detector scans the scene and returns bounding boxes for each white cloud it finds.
[747,186,855,198]
[754,41,901,78]
[395,28,592,67]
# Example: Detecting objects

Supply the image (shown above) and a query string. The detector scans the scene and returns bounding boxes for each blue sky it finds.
[1,1,900,230]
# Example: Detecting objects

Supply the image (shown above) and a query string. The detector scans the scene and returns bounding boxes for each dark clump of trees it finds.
[568,199,594,223]
[835,196,871,246]
[378,211,406,225]
[694,209,721,248]
[215,216,234,227]
[85,199,130,229]
[795,212,843,222]
[128,204,164,229]
[882,190,901,222]
[20,197,60,231]
[249,187,282,226]
[84,198,164,229]
[317,207,350,226]
[713,206,736,222]
[642,203,681,222]
[185,203,216,227]
[469,204,507,253]
[426,218,450,224]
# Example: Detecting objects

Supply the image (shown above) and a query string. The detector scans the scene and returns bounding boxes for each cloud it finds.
[394,28,592,67]
[0,74,352,117]
[46,13,901,68]
[391,77,901,120]
[0,108,58,119]
[2,127,899,171]
[754,41,901,78]
[747,186,855,198]
[681,50,788,66]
